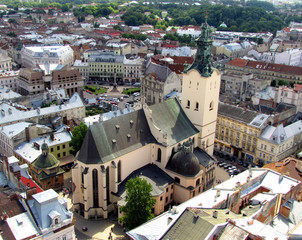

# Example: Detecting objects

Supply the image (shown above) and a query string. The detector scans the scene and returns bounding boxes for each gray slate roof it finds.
[77,109,155,164]
[28,189,72,230]
[145,62,172,82]
[218,102,258,124]
[77,98,199,164]
[115,164,174,198]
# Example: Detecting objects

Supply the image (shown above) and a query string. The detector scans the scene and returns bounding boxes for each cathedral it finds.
[72,20,221,220]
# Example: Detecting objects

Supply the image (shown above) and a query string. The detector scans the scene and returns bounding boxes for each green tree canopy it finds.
[70,122,88,156]
[120,177,156,230]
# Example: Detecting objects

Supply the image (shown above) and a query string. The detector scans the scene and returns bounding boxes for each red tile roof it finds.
[294,84,302,91]
[283,27,291,32]
[21,176,43,193]
[227,58,248,67]
[162,44,179,48]
[264,158,302,181]
[228,58,302,75]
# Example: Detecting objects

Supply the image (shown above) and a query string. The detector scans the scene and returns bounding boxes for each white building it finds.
[176,27,201,38]
[0,92,85,127]
[161,46,192,57]
[275,85,302,113]
[275,48,302,66]
[21,45,74,68]
[123,57,145,83]
[0,52,12,71]
[73,59,89,80]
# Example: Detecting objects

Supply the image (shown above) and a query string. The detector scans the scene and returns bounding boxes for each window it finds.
[63,235,66,240]
[63,144,65,149]
[63,152,66,157]
[199,187,201,193]
[50,147,54,152]
[187,100,190,108]
[193,190,195,197]
[166,188,168,193]
[157,148,162,162]
[57,153,60,158]
[196,178,200,186]
[57,146,60,151]
[55,218,59,224]
[195,102,199,110]
[170,193,173,200]
[160,196,163,201]
[209,101,214,111]
[93,169,99,207]
[118,161,121,183]
[165,197,168,203]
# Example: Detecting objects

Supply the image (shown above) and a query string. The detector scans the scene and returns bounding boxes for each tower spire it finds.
[184,12,214,77]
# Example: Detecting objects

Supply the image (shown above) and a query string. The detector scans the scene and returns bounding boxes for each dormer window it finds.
[55,218,59,224]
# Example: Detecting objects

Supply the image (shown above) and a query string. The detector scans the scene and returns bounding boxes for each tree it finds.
[70,122,88,156]
[7,31,16,37]
[120,177,156,230]
[8,18,16,23]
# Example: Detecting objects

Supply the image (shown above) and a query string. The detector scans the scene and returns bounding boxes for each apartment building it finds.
[0,92,85,127]
[18,65,84,96]
[275,84,302,113]
[123,57,144,84]
[225,58,302,83]
[256,121,302,164]
[0,70,19,91]
[21,45,74,68]
[215,103,270,163]
[88,51,124,83]
[0,52,12,71]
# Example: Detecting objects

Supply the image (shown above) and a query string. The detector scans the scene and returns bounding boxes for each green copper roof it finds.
[185,20,215,77]
[32,153,60,170]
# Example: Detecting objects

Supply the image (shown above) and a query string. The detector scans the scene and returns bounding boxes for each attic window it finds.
[112,139,116,144]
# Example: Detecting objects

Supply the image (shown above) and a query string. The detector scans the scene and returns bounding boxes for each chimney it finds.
[26,187,37,200]
[50,133,55,141]
[167,217,173,225]
[212,210,218,218]
[25,127,30,142]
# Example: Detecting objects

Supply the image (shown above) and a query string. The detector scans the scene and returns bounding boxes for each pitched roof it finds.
[77,98,199,164]
[264,159,302,181]
[218,103,259,124]
[145,61,172,82]
[77,108,156,165]
[115,164,174,198]
[227,58,247,67]
[227,58,302,75]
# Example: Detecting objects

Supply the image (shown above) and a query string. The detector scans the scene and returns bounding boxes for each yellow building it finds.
[88,51,124,83]
[215,103,269,163]
[14,130,74,174]
[256,121,302,164]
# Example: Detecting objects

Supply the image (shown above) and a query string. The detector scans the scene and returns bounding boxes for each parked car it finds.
[223,164,231,169]
[218,162,226,168]
[133,82,141,86]
[123,95,130,98]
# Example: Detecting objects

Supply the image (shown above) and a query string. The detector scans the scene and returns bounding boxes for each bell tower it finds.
[181,18,221,155]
